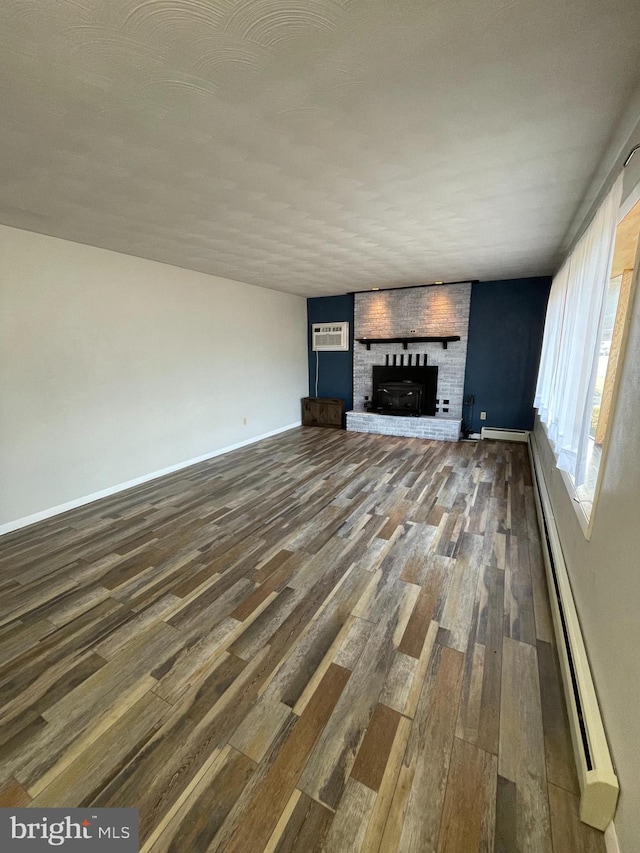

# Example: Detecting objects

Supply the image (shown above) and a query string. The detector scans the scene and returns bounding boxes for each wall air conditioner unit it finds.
[311,321,349,351]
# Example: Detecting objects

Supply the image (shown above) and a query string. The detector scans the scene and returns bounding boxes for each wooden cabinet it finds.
[302,397,345,429]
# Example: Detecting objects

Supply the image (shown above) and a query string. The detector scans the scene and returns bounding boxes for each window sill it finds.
[559,469,593,540]
[536,419,593,540]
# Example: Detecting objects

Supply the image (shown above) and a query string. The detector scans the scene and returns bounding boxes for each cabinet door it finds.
[321,400,343,427]
[302,398,320,425]
[302,398,344,428]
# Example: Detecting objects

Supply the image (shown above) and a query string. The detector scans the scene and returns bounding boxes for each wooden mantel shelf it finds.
[356,335,461,350]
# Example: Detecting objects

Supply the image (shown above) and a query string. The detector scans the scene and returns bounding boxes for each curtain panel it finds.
[534,174,622,485]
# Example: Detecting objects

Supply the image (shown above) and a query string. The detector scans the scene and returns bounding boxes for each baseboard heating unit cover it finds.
[481,427,529,442]
[528,433,619,830]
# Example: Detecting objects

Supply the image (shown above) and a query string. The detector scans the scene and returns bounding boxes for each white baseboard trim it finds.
[0,422,301,537]
[605,822,621,853]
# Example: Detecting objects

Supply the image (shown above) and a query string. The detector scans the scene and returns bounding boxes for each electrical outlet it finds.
[480,411,487,420]
[242,417,247,426]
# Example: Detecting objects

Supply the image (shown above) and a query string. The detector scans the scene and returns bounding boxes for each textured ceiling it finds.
[1,0,640,297]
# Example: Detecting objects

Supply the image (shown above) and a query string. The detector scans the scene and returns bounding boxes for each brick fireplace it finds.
[346,284,471,441]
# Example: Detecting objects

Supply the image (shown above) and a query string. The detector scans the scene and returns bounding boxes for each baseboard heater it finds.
[528,433,619,830]
[481,427,529,442]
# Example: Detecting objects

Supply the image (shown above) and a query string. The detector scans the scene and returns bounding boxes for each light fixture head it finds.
[624,144,640,167]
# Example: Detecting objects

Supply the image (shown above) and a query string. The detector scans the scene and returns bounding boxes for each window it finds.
[576,199,640,515]
[534,173,639,529]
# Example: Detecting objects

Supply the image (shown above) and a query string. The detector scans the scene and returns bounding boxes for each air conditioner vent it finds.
[312,321,349,351]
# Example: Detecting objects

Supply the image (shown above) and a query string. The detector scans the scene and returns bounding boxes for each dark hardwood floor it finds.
[0,427,606,852]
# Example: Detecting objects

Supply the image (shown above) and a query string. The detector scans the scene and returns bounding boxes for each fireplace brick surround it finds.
[347,284,471,441]
[346,410,462,441]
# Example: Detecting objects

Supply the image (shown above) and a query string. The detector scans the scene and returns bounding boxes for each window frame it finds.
[552,197,640,538]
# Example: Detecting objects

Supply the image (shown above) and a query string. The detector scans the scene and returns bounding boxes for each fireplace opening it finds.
[369,364,438,416]
[378,381,423,416]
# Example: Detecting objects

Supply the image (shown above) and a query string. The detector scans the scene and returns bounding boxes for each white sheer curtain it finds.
[534,260,569,426]
[534,174,622,485]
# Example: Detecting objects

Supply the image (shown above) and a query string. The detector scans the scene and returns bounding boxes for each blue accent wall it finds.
[306,279,550,431]
[307,294,355,410]
[463,277,551,434]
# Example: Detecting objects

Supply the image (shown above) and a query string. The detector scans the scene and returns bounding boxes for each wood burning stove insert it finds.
[368,364,438,416]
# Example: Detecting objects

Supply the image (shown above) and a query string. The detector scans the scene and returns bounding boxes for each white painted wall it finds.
[0,225,308,529]
[534,254,640,850]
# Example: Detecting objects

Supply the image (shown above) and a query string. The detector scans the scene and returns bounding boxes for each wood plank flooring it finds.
[0,427,606,852]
